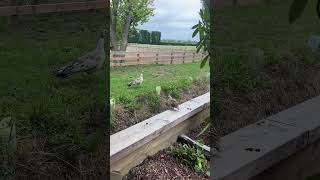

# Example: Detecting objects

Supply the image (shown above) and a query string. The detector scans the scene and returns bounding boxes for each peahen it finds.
[56,32,106,78]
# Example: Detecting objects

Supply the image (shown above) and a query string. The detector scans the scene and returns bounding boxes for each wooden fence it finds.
[0,0,107,16]
[110,50,207,67]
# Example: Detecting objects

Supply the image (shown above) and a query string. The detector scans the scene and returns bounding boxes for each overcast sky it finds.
[137,0,202,41]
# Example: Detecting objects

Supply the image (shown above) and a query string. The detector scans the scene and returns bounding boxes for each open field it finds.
[0,10,107,178]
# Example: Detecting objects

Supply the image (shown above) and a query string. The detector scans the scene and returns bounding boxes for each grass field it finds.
[110,62,210,132]
[0,10,107,178]
[111,62,209,104]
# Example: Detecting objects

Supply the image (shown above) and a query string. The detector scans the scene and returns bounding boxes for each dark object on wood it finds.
[177,134,214,159]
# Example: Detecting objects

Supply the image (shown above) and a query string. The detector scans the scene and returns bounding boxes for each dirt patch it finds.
[124,149,208,180]
[111,79,209,134]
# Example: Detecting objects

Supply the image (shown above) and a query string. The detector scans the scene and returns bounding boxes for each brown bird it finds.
[56,32,106,78]
[168,95,179,111]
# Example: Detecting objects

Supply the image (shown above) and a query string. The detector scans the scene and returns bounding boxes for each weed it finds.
[170,143,209,175]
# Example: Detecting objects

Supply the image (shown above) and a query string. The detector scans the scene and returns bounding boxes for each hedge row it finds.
[128,30,161,44]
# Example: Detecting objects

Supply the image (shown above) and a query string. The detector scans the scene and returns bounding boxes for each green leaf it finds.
[191,24,198,29]
[200,55,209,69]
[192,28,199,38]
[289,0,308,24]
[196,43,203,53]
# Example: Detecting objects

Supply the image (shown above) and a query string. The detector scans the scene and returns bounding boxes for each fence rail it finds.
[0,0,107,16]
[110,50,207,67]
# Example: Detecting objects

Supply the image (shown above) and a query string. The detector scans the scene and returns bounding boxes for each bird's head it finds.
[100,29,107,38]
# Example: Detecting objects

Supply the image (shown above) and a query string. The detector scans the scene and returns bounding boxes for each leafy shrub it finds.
[170,143,209,175]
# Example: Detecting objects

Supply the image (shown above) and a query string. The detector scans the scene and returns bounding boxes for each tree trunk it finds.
[110,0,119,51]
[120,14,132,51]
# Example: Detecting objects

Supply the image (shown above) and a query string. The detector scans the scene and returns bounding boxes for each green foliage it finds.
[151,31,161,44]
[170,143,209,174]
[112,0,155,46]
[192,7,210,68]
[128,29,140,43]
[139,30,151,44]
[147,93,161,113]
[160,39,197,46]
[289,0,309,23]
[129,29,161,44]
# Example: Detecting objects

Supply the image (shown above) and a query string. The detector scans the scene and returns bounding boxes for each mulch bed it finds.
[124,149,209,180]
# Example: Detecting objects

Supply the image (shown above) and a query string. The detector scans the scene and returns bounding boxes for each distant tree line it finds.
[128,29,161,44]
[160,39,197,46]
[129,29,197,46]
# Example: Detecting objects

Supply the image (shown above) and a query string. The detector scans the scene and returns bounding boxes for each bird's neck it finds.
[96,38,104,51]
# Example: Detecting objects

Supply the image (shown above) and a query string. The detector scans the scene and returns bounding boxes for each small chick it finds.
[168,95,179,111]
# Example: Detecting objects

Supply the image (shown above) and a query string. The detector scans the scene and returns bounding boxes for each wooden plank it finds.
[211,119,308,180]
[110,92,210,165]
[251,139,320,180]
[267,95,320,144]
[111,104,210,176]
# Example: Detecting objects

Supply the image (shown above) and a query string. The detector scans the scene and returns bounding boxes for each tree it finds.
[192,0,210,68]
[110,0,155,51]
[289,0,320,23]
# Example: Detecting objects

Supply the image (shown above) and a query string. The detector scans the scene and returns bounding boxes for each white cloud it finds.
[137,0,202,41]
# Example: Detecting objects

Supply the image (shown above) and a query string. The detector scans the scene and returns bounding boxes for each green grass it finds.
[216,0,320,51]
[0,10,107,169]
[110,62,209,109]
[213,0,320,92]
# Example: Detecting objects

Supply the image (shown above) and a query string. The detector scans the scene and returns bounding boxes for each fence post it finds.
[137,53,140,65]
[170,50,173,64]
[156,51,159,64]
[182,52,186,63]
[193,52,195,62]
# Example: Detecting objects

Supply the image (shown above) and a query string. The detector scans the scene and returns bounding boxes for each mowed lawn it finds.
[0,11,106,150]
[110,62,209,107]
